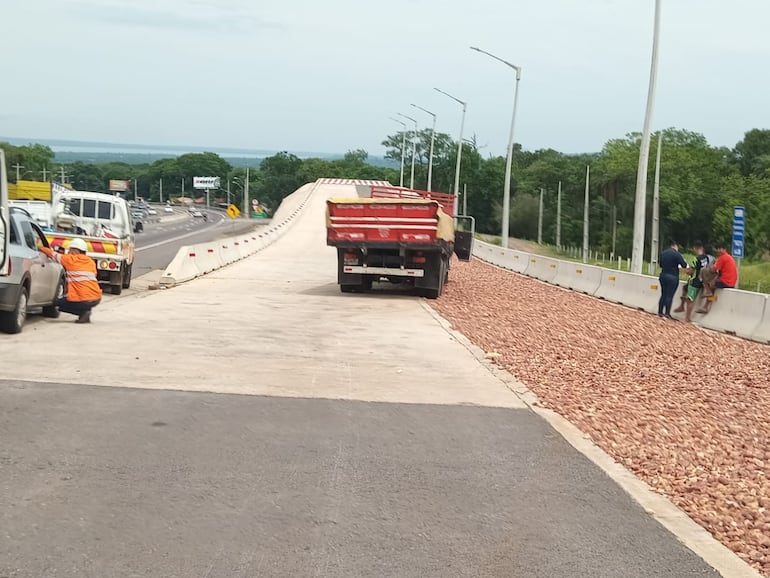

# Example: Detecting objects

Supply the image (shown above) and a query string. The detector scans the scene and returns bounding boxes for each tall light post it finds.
[397,112,418,189]
[471,46,522,248]
[630,0,662,274]
[435,87,467,215]
[388,117,407,188]
[649,132,663,274]
[411,104,436,192]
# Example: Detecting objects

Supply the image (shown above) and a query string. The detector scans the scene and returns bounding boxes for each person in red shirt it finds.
[39,238,102,324]
[698,242,737,314]
[714,242,738,289]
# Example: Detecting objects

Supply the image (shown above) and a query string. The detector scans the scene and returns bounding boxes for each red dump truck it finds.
[326,186,474,298]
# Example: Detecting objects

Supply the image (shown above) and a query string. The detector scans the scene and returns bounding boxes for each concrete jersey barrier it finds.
[472,240,769,345]
[525,255,560,283]
[693,289,767,340]
[553,262,604,295]
[160,180,317,287]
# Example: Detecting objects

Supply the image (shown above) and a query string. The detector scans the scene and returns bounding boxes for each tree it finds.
[734,129,770,177]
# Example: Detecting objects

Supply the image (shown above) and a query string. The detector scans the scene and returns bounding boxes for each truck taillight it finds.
[344,252,360,265]
[412,256,427,264]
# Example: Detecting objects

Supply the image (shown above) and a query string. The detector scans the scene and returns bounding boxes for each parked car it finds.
[164,206,174,214]
[130,208,145,232]
[0,208,65,333]
[190,209,204,218]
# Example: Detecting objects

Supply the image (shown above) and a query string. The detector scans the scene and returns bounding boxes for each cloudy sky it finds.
[2,0,769,156]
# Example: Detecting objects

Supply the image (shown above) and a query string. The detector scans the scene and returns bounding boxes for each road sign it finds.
[226,204,241,219]
[109,179,130,192]
[193,176,221,190]
[732,205,745,258]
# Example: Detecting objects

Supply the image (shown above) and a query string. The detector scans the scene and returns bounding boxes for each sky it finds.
[2,0,770,157]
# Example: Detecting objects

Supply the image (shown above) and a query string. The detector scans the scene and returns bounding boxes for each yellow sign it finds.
[226,204,241,219]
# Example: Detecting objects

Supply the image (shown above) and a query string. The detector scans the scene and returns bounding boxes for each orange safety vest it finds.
[41,248,103,302]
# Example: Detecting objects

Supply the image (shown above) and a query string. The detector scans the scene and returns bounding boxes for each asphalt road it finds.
[133,208,266,276]
[0,381,719,578]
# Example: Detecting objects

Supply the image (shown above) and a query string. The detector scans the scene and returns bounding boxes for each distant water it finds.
[0,136,335,159]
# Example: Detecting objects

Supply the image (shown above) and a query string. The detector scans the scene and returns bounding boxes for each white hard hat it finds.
[68,238,88,253]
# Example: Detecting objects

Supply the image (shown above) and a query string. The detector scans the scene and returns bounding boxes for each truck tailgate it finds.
[326,198,454,244]
[46,234,120,255]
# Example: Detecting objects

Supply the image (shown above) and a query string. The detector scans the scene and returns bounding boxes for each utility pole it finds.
[612,204,618,259]
[556,181,562,248]
[227,179,231,206]
[537,187,544,244]
[244,167,250,218]
[181,177,185,197]
[133,179,138,202]
[583,166,590,263]
[650,132,663,274]
[631,0,662,274]
[463,183,467,216]
[159,178,164,204]
[60,166,67,184]
[41,167,49,181]
[12,163,23,182]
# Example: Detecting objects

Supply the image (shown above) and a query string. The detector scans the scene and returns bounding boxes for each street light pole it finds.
[411,104,436,192]
[630,0,662,274]
[471,46,522,248]
[435,87,467,215]
[388,117,407,187]
[650,132,663,274]
[397,113,418,189]
[244,168,250,218]
[538,187,544,244]
[583,166,590,263]
[556,181,562,248]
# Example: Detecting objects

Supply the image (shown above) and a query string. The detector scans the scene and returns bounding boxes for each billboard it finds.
[109,179,131,192]
[193,176,221,190]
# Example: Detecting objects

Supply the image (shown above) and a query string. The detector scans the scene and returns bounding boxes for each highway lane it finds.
[132,208,267,277]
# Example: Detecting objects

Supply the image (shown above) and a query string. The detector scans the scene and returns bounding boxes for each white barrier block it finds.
[501,250,531,274]
[694,290,767,339]
[553,262,603,295]
[595,270,672,314]
[195,244,223,274]
[752,304,770,344]
[160,245,201,286]
[219,241,241,265]
[525,256,560,283]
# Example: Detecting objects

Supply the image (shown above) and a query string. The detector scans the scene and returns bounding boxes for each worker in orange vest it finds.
[40,238,102,324]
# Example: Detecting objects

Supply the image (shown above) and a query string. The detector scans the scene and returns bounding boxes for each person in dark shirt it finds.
[673,241,714,321]
[658,240,690,319]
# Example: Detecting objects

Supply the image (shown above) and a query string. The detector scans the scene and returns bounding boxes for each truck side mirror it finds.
[453,215,475,262]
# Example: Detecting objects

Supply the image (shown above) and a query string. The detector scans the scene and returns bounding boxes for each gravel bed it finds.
[431,258,770,575]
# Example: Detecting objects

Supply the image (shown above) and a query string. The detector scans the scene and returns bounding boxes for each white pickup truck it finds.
[46,190,137,295]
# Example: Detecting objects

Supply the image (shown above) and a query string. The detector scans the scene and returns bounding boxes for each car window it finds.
[83,199,97,218]
[98,201,113,220]
[20,219,35,249]
[9,219,19,245]
[31,223,49,249]
[68,198,82,216]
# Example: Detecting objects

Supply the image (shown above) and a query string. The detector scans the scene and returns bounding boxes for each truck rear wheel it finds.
[111,284,123,295]
[122,264,132,289]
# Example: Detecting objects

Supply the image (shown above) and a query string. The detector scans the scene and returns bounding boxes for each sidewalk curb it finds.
[420,301,763,578]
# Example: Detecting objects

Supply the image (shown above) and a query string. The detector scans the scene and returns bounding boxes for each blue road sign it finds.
[732,206,745,258]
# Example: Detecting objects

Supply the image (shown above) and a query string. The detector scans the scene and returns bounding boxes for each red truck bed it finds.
[369,185,455,217]
[326,198,453,246]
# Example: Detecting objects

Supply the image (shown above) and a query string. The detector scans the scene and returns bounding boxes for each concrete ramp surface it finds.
[0,180,733,578]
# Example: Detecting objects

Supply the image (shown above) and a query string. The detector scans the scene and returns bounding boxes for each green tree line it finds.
[4,127,770,259]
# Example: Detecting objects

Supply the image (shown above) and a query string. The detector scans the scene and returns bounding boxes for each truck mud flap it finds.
[453,216,475,262]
